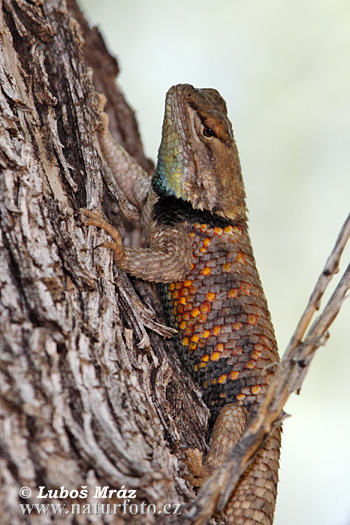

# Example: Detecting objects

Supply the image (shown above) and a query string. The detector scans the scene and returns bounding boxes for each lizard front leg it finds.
[81,209,193,283]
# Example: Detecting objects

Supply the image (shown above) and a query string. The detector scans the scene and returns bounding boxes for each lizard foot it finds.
[183,405,248,488]
[182,448,210,487]
[81,208,125,265]
[95,92,109,132]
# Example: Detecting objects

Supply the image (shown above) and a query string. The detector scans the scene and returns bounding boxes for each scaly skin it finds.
[83,84,281,524]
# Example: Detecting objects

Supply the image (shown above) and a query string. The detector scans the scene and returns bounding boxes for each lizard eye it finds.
[203,127,215,138]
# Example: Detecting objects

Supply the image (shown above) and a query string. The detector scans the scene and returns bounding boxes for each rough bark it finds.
[0,1,209,523]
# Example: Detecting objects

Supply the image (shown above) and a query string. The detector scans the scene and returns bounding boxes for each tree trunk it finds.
[0,1,209,523]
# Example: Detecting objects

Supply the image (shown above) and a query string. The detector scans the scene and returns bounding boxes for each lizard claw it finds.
[80,207,104,223]
[95,241,120,251]
[80,208,125,265]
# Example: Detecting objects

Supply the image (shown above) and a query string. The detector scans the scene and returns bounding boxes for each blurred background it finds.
[80,1,350,523]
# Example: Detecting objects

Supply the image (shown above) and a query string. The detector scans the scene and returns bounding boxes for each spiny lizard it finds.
[83,84,281,524]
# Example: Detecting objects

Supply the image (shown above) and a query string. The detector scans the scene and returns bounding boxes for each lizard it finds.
[82,84,281,524]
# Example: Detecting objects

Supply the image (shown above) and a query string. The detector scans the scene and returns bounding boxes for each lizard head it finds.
[152,84,246,221]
